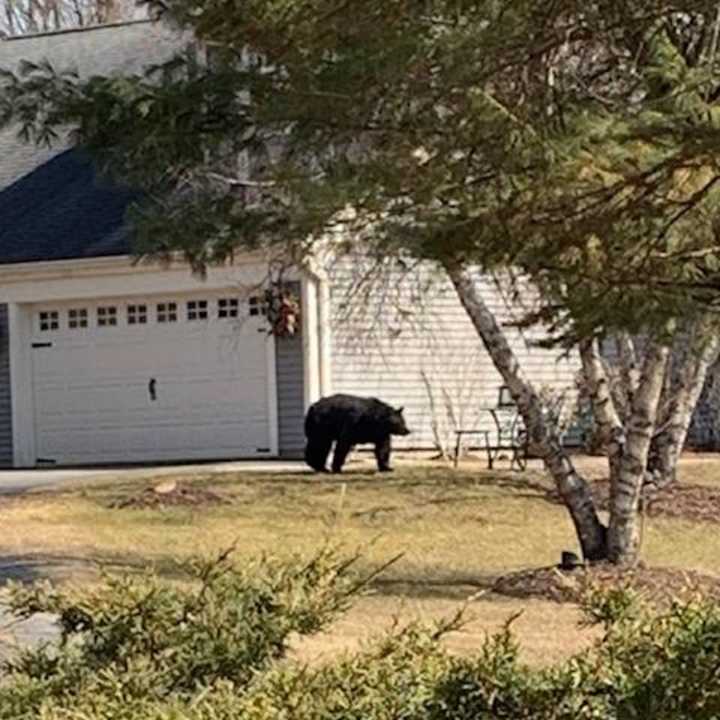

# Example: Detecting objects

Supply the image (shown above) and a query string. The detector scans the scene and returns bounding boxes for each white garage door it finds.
[29,292,275,465]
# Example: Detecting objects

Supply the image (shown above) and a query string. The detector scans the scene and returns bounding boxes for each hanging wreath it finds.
[264,287,301,337]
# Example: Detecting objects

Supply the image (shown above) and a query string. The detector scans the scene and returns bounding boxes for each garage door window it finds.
[68,308,89,329]
[157,302,178,323]
[218,298,239,318]
[187,300,209,321]
[97,306,118,327]
[39,311,59,332]
[127,304,148,325]
[248,296,267,317]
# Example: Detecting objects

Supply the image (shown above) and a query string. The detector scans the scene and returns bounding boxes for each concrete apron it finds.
[0,605,58,663]
[0,459,306,495]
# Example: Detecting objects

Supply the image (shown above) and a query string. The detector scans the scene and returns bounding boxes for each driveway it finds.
[0,459,306,496]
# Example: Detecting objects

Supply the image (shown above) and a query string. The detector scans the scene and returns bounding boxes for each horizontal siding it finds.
[327,257,580,451]
[0,305,12,466]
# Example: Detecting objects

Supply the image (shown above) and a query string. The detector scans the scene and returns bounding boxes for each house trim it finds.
[0,253,273,302]
[304,258,333,401]
[301,276,320,410]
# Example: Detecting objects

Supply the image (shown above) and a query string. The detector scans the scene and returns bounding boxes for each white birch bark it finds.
[446,264,608,560]
[649,327,720,486]
[613,333,641,422]
[606,339,670,563]
[579,338,625,479]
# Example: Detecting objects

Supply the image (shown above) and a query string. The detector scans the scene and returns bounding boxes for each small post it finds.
[559,551,583,571]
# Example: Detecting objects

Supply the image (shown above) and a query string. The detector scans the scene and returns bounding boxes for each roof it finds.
[0,149,138,265]
[0,21,187,190]
[1,19,151,42]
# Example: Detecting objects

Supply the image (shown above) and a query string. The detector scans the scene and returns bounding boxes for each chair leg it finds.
[454,434,462,468]
[488,443,497,470]
[513,442,528,471]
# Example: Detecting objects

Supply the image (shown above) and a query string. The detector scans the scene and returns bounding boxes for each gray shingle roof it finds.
[0,149,137,265]
[0,21,186,191]
[0,22,190,266]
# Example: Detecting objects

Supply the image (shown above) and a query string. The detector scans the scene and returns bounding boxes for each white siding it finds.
[327,257,580,450]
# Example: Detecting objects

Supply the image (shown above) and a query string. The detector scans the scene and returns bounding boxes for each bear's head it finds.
[388,407,411,436]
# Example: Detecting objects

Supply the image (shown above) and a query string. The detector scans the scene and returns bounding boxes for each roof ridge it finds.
[1,19,153,43]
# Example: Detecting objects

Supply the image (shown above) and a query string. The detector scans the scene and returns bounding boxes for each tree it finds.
[3,1,720,564]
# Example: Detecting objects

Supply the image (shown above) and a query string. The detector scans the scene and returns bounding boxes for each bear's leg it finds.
[374,436,393,472]
[331,438,353,473]
[305,437,332,472]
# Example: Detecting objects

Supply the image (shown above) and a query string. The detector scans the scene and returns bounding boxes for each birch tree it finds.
[3,1,720,564]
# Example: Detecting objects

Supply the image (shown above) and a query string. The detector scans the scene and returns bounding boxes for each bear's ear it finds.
[396,406,404,414]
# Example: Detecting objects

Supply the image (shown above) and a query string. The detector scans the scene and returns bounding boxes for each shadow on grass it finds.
[371,574,498,600]
[0,550,188,586]
[0,549,506,602]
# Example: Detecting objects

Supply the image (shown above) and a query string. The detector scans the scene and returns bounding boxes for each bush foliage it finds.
[3,552,720,719]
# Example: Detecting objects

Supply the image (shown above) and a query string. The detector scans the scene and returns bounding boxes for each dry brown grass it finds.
[291,594,600,667]
[2,452,720,665]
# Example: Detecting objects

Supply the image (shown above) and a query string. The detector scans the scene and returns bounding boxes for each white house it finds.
[0,21,581,468]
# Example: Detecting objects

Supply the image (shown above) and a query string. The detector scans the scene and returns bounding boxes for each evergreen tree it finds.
[4,1,720,562]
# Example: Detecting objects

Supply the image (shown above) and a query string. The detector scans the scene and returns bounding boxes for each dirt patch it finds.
[109,482,230,510]
[493,564,720,604]
[546,480,720,524]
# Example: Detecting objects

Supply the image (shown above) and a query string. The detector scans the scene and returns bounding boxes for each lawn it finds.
[1,453,719,665]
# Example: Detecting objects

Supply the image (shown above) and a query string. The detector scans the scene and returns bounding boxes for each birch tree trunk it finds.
[446,264,608,561]
[612,333,640,422]
[579,339,624,478]
[606,340,670,563]
[580,334,671,563]
[648,326,720,487]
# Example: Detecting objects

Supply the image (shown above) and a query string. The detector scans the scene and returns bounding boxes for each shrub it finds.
[4,554,720,720]
[0,547,366,719]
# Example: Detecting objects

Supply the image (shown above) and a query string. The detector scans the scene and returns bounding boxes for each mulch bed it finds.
[595,481,720,523]
[109,484,230,509]
[546,480,720,524]
[492,564,720,604]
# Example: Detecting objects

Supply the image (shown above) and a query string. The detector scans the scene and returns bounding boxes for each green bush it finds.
[4,553,720,720]
[0,548,365,719]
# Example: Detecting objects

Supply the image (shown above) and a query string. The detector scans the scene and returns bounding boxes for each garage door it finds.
[29,292,275,465]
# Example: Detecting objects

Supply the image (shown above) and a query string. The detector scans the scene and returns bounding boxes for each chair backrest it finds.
[497,385,515,408]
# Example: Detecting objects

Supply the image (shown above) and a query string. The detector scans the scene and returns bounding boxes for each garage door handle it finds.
[148,378,157,402]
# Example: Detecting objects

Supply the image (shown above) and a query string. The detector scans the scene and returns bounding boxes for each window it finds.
[39,311,59,332]
[248,296,267,317]
[157,302,178,323]
[218,298,239,318]
[187,300,209,321]
[97,306,118,327]
[127,304,148,325]
[68,308,88,329]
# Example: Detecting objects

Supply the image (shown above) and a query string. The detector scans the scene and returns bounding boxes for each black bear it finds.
[304,394,411,473]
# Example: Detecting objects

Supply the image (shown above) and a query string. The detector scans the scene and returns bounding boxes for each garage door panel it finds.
[36,385,151,417]
[30,293,274,465]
